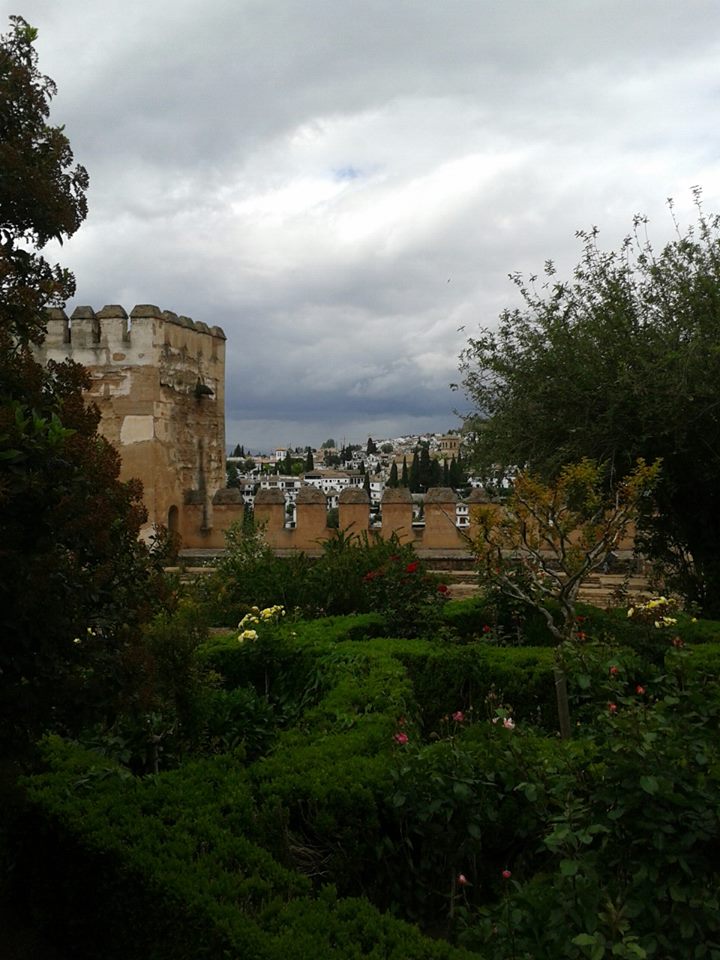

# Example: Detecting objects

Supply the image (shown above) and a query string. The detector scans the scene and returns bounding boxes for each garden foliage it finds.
[12,604,720,958]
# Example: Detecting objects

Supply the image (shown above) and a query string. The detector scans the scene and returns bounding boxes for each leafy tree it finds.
[321,438,336,449]
[366,436,377,455]
[470,458,660,736]
[0,17,166,746]
[459,198,720,615]
[0,16,88,350]
[380,442,394,454]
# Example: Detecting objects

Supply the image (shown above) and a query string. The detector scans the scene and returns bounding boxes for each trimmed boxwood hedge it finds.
[17,738,480,960]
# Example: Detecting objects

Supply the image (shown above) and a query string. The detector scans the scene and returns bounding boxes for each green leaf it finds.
[639,775,659,795]
[560,858,580,877]
[572,933,597,947]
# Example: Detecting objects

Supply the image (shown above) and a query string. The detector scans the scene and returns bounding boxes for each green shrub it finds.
[193,525,446,629]
[455,646,720,960]
[17,738,477,960]
[200,685,277,759]
[394,644,557,731]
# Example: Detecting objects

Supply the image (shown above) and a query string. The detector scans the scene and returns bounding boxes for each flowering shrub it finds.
[361,552,448,637]
[238,604,285,643]
[627,595,679,629]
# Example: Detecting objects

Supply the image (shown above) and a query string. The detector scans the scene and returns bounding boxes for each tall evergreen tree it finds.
[304,447,314,471]
[388,462,399,488]
[449,456,462,488]
[419,445,431,491]
[429,458,442,488]
[409,451,421,492]
[443,460,450,485]
[401,456,409,487]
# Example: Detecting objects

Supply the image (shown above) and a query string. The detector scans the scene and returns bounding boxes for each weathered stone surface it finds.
[130,304,163,319]
[213,488,243,504]
[425,487,459,504]
[71,306,96,319]
[382,487,412,503]
[255,488,286,504]
[339,487,370,503]
[97,305,128,319]
[296,485,326,504]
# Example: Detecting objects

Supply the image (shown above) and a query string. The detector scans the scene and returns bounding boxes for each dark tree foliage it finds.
[304,447,314,471]
[401,456,409,487]
[0,16,88,350]
[459,195,720,614]
[387,462,399,488]
[0,18,167,746]
[409,450,420,493]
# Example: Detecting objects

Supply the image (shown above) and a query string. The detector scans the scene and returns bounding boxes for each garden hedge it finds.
[16,738,480,960]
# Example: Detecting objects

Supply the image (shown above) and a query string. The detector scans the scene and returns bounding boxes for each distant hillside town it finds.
[225,432,482,528]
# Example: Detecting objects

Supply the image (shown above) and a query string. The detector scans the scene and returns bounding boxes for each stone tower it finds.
[36,304,226,547]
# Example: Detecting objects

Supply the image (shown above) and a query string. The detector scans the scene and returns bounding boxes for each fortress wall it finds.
[205,488,474,553]
[379,490,414,543]
[36,304,226,546]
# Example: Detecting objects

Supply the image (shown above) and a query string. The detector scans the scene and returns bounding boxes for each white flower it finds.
[503,717,516,730]
[238,629,258,642]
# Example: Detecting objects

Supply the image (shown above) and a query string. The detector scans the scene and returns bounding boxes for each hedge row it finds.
[23,605,703,957]
[18,738,479,960]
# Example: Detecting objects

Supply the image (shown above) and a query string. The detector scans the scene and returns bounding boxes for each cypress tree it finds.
[388,462,399,488]
[304,447,314,471]
[419,445,431,491]
[429,458,442,488]
[409,451,420,493]
[401,456,409,487]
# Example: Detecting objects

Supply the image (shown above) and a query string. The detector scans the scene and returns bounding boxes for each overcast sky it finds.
[17,0,720,452]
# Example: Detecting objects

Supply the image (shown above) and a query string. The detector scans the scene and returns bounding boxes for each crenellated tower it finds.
[35,304,226,546]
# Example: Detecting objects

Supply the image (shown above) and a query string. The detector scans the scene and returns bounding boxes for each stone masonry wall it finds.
[35,304,226,547]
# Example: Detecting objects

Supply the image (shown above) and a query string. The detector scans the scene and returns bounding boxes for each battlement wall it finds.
[41,304,226,368]
[191,486,488,551]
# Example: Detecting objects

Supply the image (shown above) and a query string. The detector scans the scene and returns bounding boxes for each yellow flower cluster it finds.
[627,596,678,629]
[237,605,286,643]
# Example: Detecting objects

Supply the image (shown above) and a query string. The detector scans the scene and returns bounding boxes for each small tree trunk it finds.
[553,667,572,740]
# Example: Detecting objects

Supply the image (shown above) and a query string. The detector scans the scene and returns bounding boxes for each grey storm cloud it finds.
[20,0,720,449]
